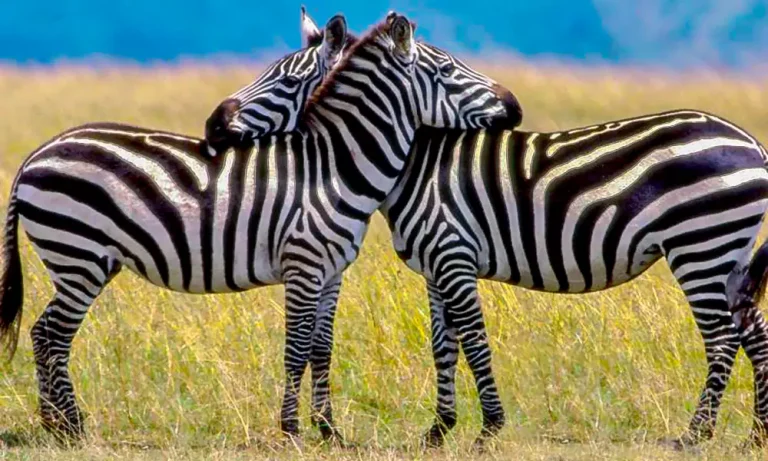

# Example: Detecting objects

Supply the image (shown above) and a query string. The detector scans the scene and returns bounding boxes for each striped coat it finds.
[381,110,768,447]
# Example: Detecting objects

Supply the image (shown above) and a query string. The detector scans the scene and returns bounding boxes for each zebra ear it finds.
[321,14,347,67]
[390,14,414,56]
[386,11,417,32]
[300,5,322,48]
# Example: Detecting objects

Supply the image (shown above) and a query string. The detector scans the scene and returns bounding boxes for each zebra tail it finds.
[728,240,768,314]
[0,171,24,360]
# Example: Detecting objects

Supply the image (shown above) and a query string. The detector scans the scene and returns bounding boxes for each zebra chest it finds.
[390,219,477,280]
[280,206,370,278]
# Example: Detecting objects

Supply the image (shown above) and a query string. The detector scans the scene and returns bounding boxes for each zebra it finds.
[204,7,352,156]
[0,12,522,443]
[0,9,349,439]
[372,112,768,448]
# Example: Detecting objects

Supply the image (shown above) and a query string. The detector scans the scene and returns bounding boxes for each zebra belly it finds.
[20,212,280,295]
[485,191,768,294]
[16,179,283,294]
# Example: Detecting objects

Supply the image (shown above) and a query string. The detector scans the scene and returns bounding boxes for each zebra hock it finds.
[378,112,768,448]
[0,9,350,440]
[0,12,521,443]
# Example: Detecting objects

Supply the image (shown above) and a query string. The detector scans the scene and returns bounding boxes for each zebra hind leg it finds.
[733,304,768,448]
[675,304,740,448]
[725,240,768,448]
[308,274,345,445]
[665,244,743,448]
[31,252,120,442]
[423,280,460,448]
[31,296,88,442]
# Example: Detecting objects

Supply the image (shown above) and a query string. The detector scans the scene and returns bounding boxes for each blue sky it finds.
[2,0,767,68]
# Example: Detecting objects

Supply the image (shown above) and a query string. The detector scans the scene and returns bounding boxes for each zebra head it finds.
[373,13,522,130]
[340,12,522,131]
[413,40,523,130]
[204,8,351,155]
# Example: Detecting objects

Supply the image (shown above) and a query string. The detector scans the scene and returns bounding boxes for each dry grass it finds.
[1,63,768,460]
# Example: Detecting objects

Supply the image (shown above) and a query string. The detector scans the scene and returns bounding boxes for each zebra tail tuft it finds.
[0,173,24,360]
[728,240,768,314]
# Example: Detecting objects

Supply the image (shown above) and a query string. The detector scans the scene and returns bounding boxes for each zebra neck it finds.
[304,88,418,217]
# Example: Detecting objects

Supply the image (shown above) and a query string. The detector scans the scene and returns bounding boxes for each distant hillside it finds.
[2,0,766,67]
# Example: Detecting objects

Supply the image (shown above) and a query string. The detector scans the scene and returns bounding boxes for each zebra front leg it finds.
[309,274,345,444]
[280,272,323,442]
[434,272,504,449]
[423,280,460,448]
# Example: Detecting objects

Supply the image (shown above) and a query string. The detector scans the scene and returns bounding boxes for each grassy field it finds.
[1,63,768,460]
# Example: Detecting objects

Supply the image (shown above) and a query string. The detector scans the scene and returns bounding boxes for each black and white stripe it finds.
[380,110,768,447]
[0,13,521,442]
[204,8,350,155]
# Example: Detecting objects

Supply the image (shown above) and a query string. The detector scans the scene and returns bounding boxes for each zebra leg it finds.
[280,271,323,441]
[31,295,88,440]
[732,304,768,447]
[309,274,344,443]
[31,256,120,441]
[433,271,504,449]
[668,261,741,447]
[725,239,768,447]
[423,280,460,448]
[677,305,740,447]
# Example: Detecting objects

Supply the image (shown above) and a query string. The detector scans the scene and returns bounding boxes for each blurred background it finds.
[3,0,768,68]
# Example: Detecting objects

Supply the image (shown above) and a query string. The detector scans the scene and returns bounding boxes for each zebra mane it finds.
[304,20,392,113]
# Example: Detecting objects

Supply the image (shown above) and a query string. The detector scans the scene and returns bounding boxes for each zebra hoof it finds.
[471,436,492,453]
[41,413,85,445]
[280,417,300,438]
[421,426,447,449]
[318,425,347,448]
[742,426,768,451]
[471,418,503,452]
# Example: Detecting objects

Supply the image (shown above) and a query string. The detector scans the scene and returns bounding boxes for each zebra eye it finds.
[439,62,455,76]
[281,76,302,87]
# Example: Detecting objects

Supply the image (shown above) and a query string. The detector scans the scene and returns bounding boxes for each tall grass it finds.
[1,63,768,460]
